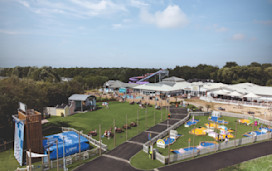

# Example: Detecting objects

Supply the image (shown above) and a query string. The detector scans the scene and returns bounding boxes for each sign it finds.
[19,102,27,112]
[156,139,165,148]
[14,120,24,166]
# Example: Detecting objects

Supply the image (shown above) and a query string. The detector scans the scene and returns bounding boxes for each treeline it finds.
[1,62,272,86]
[0,62,271,141]
[0,76,84,140]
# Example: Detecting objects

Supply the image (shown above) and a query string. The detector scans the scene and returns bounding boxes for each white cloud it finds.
[70,0,127,16]
[112,24,123,29]
[16,0,127,18]
[140,5,189,29]
[130,0,149,8]
[232,33,245,40]
[17,0,29,8]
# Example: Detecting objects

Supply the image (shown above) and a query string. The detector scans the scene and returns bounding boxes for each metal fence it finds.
[148,110,272,164]
[156,132,272,164]
[47,147,99,169]
[144,112,209,147]
[220,112,272,126]
[62,127,107,151]
[0,140,13,152]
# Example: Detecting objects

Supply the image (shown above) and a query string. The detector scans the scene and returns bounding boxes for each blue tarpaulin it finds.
[43,131,90,160]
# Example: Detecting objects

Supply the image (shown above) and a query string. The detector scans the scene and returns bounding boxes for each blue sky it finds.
[0,0,272,68]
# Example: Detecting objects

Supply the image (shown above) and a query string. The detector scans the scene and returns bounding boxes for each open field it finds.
[43,101,169,150]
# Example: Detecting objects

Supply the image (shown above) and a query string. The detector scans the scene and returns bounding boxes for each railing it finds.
[200,96,272,108]
[157,132,272,164]
[0,140,13,152]
[148,110,272,164]
[144,115,190,147]
[220,112,272,126]
[144,112,209,147]
[62,127,107,151]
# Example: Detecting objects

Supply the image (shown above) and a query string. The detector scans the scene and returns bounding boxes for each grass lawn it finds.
[130,151,164,170]
[43,101,169,150]
[0,149,21,171]
[219,154,272,171]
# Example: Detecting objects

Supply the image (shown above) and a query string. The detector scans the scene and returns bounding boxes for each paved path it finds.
[75,107,187,171]
[158,140,272,171]
[75,107,272,171]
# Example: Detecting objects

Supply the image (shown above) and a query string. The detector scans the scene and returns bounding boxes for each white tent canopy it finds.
[243,92,260,98]
[212,90,230,96]
[229,91,243,97]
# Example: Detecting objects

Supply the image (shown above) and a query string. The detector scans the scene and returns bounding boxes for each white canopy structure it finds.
[229,91,243,97]
[243,92,260,98]
[134,83,176,92]
[213,89,230,96]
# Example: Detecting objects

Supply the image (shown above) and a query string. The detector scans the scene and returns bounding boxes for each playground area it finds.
[155,114,267,156]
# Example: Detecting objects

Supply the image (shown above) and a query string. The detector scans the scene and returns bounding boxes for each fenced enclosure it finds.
[143,111,272,164]
[62,127,107,151]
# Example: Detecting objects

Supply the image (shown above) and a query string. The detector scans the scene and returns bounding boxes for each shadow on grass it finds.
[42,121,84,136]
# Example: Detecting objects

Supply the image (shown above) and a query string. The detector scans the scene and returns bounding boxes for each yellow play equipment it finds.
[205,123,219,129]
[238,119,250,125]
[227,129,235,133]
[189,127,207,136]
[215,133,234,141]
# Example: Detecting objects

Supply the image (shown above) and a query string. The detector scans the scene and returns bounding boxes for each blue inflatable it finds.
[43,131,90,160]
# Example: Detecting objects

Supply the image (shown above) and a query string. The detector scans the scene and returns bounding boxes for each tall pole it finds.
[137,109,139,133]
[56,140,59,171]
[78,132,81,154]
[252,115,254,142]
[99,124,101,156]
[145,109,147,129]
[193,125,195,158]
[235,121,238,146]
[161,106,162,122]
[154,110,156,125]
[29,148,32,171]
[168,130,170,164]
[47,139,51,169]
[63,136,66,171]
[126,114,128,141]
[114,119,116,148]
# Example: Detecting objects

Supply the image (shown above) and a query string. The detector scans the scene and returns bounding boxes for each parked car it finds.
[218,107,225,111]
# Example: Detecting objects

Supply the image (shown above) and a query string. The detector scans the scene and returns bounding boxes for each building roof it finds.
[56,103,68,108]
[104,80,138,89]
[133,83,176,92]
[68,94,92,101]
[162,76,185,83]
